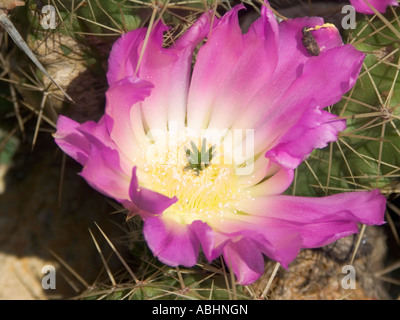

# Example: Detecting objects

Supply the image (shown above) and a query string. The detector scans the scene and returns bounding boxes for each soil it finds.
[0,131,126,299]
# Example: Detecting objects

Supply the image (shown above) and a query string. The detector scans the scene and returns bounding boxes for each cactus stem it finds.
[0,10,74,102]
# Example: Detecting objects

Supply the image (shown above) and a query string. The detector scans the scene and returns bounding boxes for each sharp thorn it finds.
[0,12,74,103]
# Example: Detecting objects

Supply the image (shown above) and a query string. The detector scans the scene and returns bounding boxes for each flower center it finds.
[139,131,248,224]
[184,138,215,175]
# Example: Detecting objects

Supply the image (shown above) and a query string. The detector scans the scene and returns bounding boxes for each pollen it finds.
[305,23,336,32]
[138,132,249,224]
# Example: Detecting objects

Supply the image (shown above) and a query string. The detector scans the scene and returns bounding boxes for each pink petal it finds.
[54,115,116,166]
[78,116,115,149]
[265,109,347,169]
[192,215,302,280]
[228,18,363,159]
[222,238,265,285]
[350,0,398,14]
[54,115,91,165]
[106,28,147,85]
[75,117,135,176]
[290,44,364,108]
[253,44,364,158]
[212,216,302,270]
[79,144,131,202]
[204,5,280,130]
[137,16,214,131]
[55,116,134,201]
[105,76,153,161]
[167,11,217,129]
[245,166,294,196]
[129,167,177,216]
[230,16,326,132]
[236,189,386,248]
[193,220,286,285]
[143,217,200,267]
[190,220,230,261]
[187,5,242,131]
[236,155,271,187]
[136,22,179,131]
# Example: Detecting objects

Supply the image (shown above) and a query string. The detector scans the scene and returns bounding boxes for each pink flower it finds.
[350,0,398,14]
[54,4,386,285]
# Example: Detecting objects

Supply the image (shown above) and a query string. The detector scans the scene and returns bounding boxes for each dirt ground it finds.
[0,133,125,299]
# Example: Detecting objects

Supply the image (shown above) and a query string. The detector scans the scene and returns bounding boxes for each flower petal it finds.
[205,5,280,130]
[265,109,347,169]
[194,214,302,278]
[187,5,243,132]
[229,16,327,132]
[105,76,153,161]
[253,44,364,158]
[107,28,147,85]
[54,115,117,165]
[209,214,302,269]
[222,238,265,285]
[143,216,199,267]
[350,0,398,14]
[138,16,214,131]
[190,220,230,261]
[54,115,91,166]
[80,144,131,202]
[228,19,363,159]
[129,167,177,215]
[245,166,294,196]
[167,11,217,130]
[236,189,386,248]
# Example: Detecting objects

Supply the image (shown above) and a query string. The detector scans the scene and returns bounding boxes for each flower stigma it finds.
[184,138,216,175]
[138,130,252,225]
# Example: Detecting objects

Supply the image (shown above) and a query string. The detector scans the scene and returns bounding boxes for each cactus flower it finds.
[54,4,386,285]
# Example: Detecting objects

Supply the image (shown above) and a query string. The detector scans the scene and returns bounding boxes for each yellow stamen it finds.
[306,23,336,32]
[138,132,251,224]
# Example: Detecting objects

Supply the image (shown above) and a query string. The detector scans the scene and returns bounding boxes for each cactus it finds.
[0,0,399,300]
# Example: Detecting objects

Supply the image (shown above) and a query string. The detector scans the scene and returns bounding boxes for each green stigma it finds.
[184,138,216,175]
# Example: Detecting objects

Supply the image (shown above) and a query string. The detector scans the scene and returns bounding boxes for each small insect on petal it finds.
[302,23,337,57]
[302,27,320,57]
[0,0,25,10]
